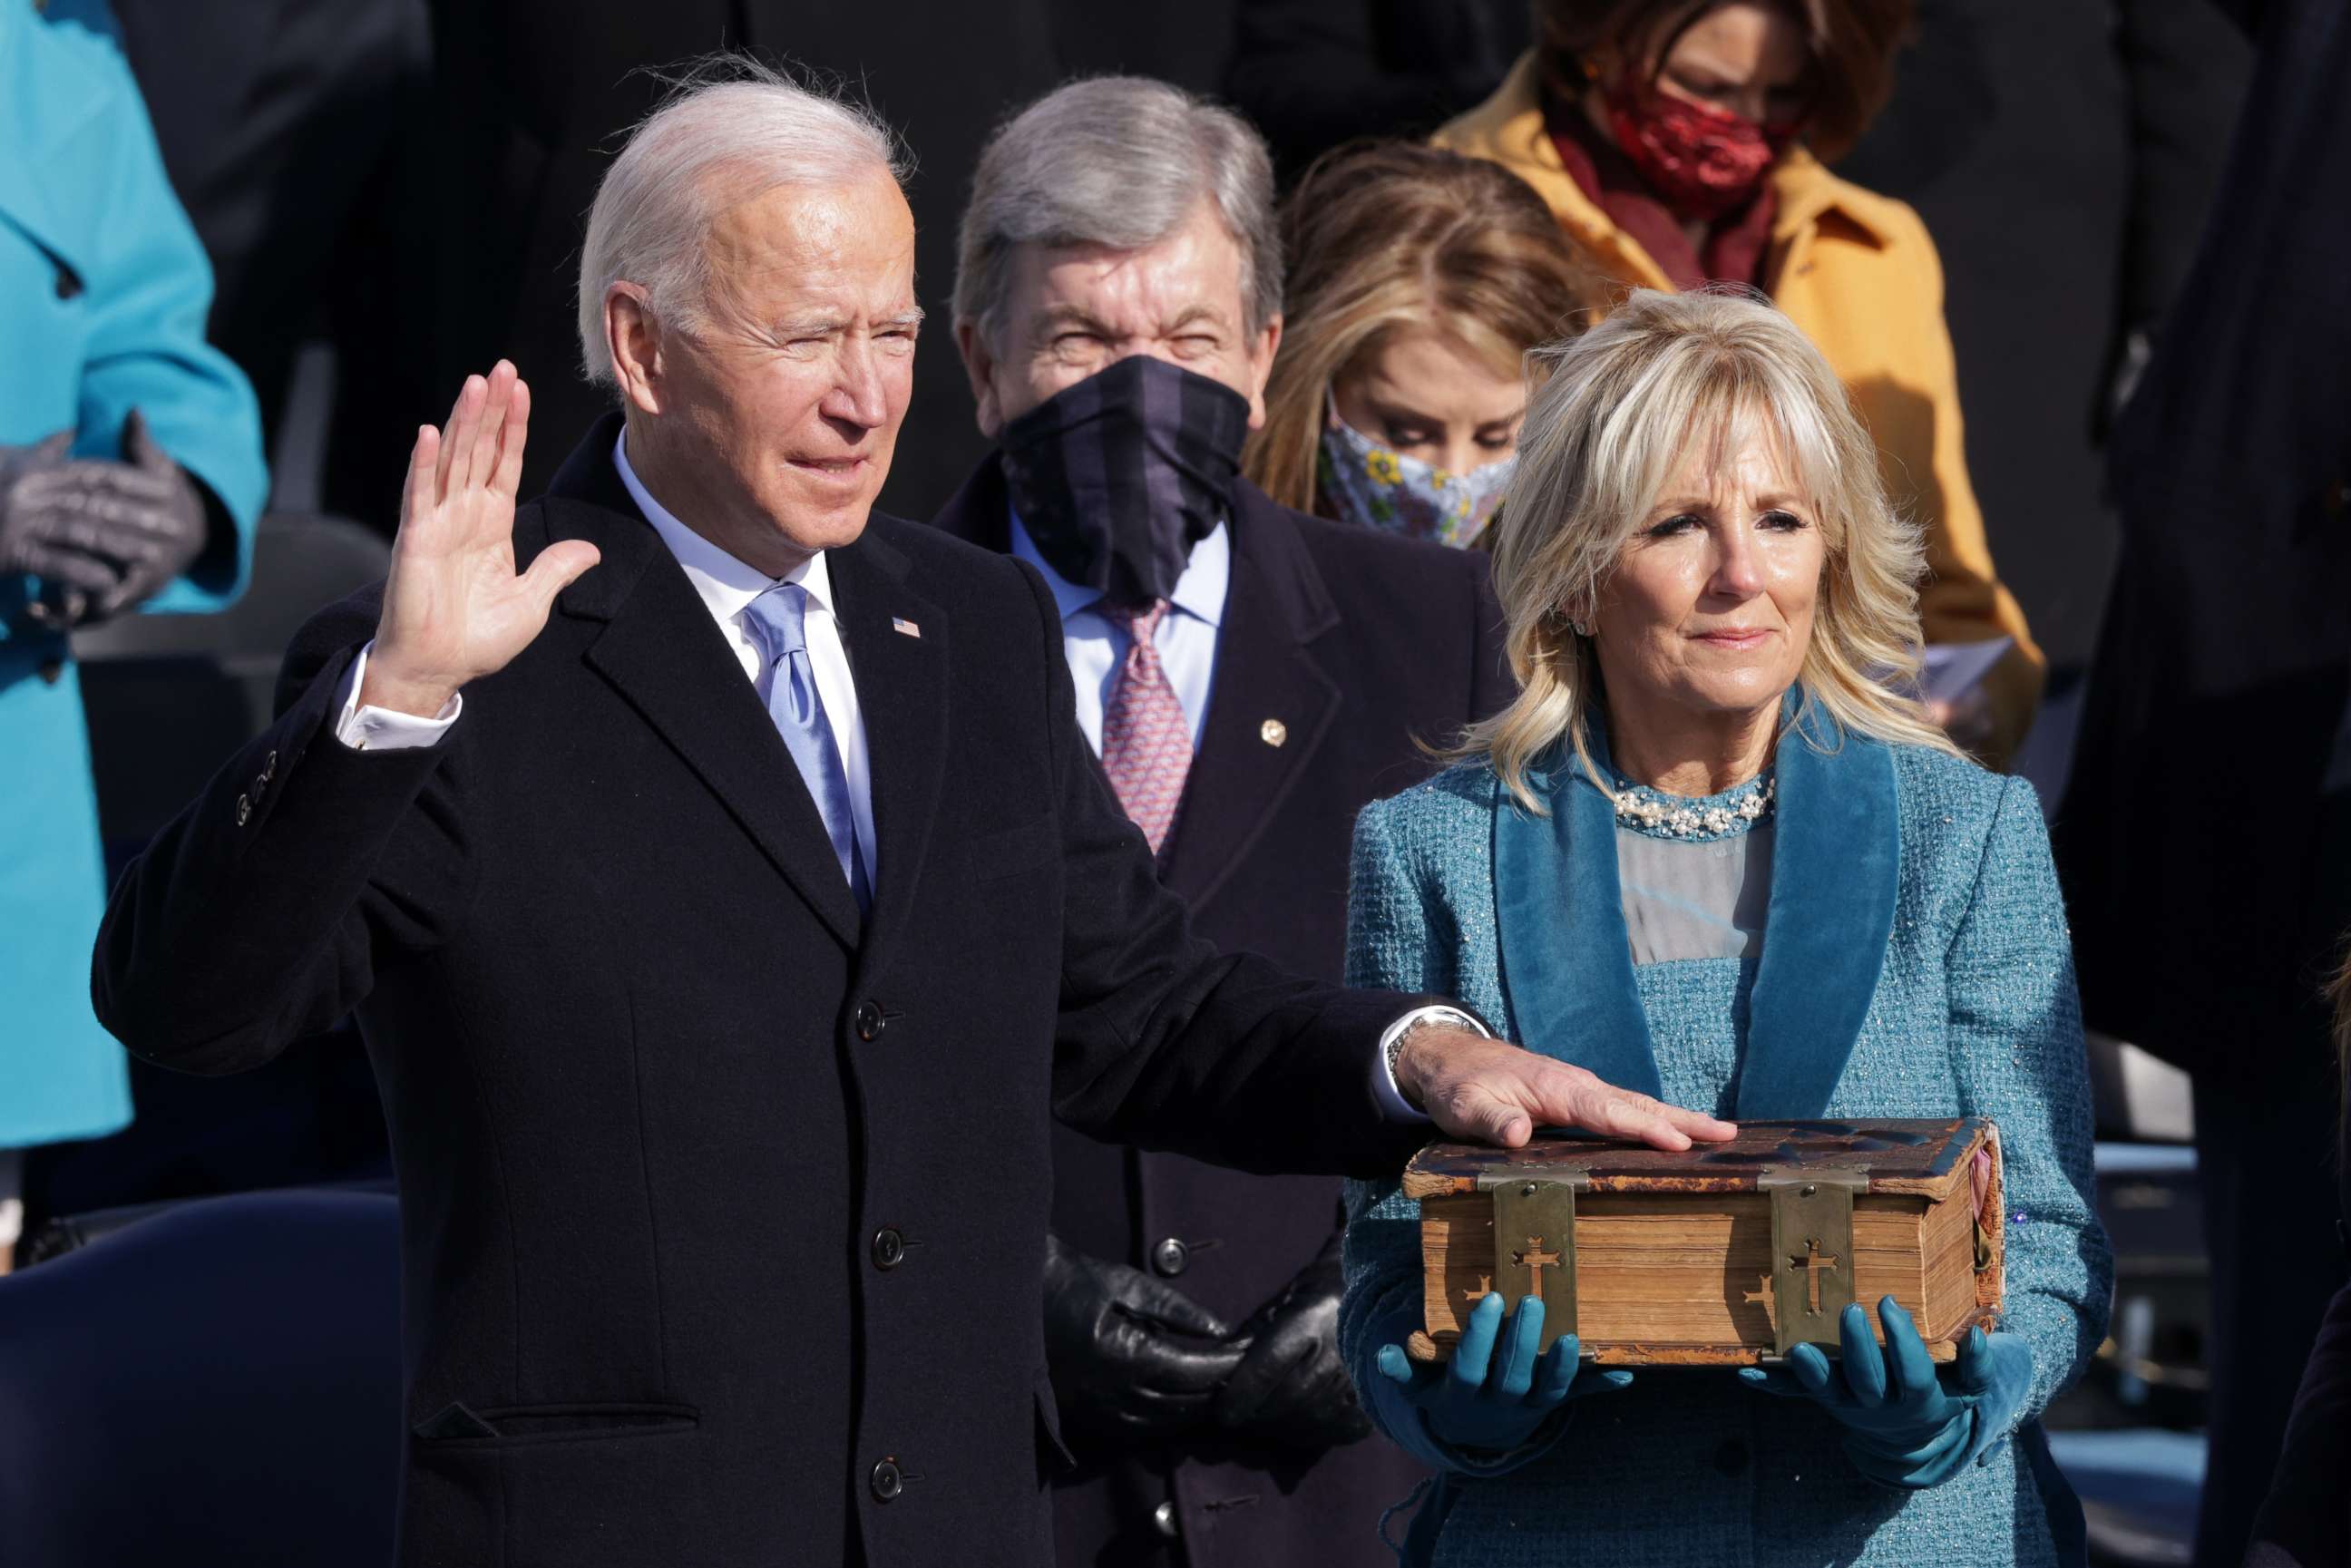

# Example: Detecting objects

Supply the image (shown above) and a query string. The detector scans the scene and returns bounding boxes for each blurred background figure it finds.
[0,0,266,1268]
[2057,0,2351,1563]
[2246,946,2351,1568]
[1436,0,2041,765]
[935,78,1511,1568]
[1836,0,2247,708]
[47,0,434,530]
[1224,0,1529,183]
[1244,141,1594,548]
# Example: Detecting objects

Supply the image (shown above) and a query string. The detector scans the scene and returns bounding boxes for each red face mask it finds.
[1603,76,1798,222]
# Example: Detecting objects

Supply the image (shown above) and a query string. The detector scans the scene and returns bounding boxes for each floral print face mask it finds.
[1317,395,1517,549]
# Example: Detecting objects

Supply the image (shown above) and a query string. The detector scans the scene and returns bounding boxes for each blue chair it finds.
[0,1188,401,1567]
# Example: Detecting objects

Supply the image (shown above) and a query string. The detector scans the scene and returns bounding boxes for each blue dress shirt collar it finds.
[1006,507,1230,629]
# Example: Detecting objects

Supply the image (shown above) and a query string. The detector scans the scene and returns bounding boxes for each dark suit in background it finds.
[93,416,1434,1568]
[2054,2,2351,1563]
[1835,0,2248,675]
[54,0,435,524]
[933,463,1511,1568]
[1224,0,1529,184]
[424,4,1238,518]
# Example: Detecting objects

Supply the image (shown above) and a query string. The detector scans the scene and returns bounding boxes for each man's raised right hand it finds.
[358,362,601,717]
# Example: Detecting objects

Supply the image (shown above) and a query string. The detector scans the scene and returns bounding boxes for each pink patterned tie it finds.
[1098,599,1194,853]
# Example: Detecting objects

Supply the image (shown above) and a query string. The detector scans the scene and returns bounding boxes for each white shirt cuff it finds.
[333,641,462,751]
[1374,1005,1491,1124]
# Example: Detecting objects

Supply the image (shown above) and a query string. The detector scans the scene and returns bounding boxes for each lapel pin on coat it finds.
[1260,718,1287,747]
[892,617,922,638]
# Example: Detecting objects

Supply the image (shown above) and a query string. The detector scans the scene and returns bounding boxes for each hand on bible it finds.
[1737,1295,2034,1488]
[1392,1025,1738,1152]
[1213,1234,1371,1448]
[1042,1235,1247,1450]
[360,363,601,718]
[1374,1292,1631,1458]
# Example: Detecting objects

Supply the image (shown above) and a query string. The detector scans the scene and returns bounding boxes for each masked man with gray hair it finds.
[932,77,1512,1568]
[93,61,1730,1568]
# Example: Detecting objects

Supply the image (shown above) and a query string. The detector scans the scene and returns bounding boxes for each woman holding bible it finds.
[1337,288,2109,1566]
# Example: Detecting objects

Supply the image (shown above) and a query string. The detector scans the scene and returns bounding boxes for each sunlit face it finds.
[956,199,1282,438]
[1588,422,1824,729]
[1603,1,1814,127]
[1329,326,1524,477]
[609,167,919,575]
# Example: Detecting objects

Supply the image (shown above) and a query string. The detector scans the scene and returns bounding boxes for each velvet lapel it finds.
[1159,488,1342,910]
[1736,698,1900,1119]
[549,418,863,951]
[1491,734,1663,1099]
[827,526,948,988]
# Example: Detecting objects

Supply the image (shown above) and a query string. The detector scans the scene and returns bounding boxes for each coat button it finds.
[263,749,278,782]
[854,1000,887,1041]
[235,793,251,827]
[1713,1438,1749,1475]
[1150,1238,1189,1278]
[871,1227,905,1271]
[869,1458,904,1502]
[1153,1500,1181,1538]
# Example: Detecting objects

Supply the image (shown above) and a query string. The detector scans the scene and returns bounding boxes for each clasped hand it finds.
[1377,1292,1632,1456]
[1738,1295,2034,1487]
[0,411,207,627]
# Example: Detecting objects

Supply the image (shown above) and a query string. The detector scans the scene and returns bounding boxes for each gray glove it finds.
[0,410,209,627]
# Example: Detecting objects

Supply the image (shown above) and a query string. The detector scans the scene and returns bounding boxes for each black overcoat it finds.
[931,460,1512,1568]
[91,417,1432,1568]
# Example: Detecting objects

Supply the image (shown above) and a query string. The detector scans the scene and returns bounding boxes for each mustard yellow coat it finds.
[1439,56,2044,765]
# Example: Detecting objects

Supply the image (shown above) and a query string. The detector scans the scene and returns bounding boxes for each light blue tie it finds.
[743,582,871,914]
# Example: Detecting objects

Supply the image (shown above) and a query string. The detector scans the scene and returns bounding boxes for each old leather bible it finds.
[1402,1117,2004,1365]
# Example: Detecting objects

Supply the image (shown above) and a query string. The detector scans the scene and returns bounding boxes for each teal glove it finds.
[1373,1292,1633,1469]
[1737,1295,2034,1488]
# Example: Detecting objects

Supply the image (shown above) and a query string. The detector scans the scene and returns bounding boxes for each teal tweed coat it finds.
[1340,706,2112,1567]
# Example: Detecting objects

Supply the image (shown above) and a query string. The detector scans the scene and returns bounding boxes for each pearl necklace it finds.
[1609,770,1776,842]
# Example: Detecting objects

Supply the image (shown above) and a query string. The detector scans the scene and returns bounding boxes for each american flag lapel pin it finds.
[891,616,922,638]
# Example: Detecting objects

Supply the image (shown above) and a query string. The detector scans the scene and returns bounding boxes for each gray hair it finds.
[577,56,910,387]
[953,76,1282,350]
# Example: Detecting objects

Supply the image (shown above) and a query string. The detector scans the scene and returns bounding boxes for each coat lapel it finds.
[1492,741,1664,1100]
[828,528,948,986]
[549,419,863,950]
[1736,697,1900,1118]
[1489,694,1899,1115]
[1159,492,1342,910]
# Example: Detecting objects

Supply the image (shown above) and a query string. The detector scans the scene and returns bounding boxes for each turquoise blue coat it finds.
[0,3,265,1147]
[1340,702,2112,1567]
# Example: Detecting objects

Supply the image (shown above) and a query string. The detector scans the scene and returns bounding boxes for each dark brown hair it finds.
[1245,141,1597,513]
[1532,0,1913,161]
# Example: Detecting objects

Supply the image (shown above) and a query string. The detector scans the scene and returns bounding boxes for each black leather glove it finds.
[0,410,208,627]
[1043,1233,1248,1452]
[1213,1232,1373,1448]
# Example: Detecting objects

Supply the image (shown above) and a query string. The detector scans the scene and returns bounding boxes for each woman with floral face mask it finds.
[1437,0,2045,769]
[1244,143,1594,552]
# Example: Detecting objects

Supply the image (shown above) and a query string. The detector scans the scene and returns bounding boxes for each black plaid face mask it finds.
[998,355,1251,606]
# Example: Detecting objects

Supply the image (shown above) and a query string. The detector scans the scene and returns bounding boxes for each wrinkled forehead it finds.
[1010,202,1247,335]
[703,170,917,317]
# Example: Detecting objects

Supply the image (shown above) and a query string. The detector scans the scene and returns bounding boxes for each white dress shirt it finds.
[331,431,878,891]
[1008,511,1227,753]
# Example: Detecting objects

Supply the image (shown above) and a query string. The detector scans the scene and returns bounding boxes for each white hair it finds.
[952,76,1282,350]
[577,57,909,387]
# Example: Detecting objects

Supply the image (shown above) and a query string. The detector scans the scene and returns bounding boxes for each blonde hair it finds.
[1464,287,1956,810]
[1244,142,1595,514]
